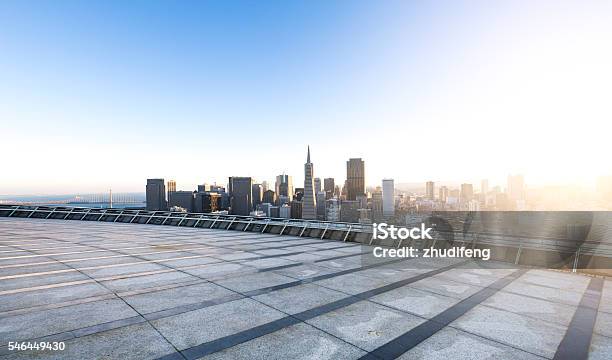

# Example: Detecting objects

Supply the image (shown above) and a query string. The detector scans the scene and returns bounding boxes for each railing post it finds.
[320,223,329,239]
[113,209,124,222]
[161,212,173,225]
[299,222,308,237]
[243,218,254,231]
[343,225,352,242]
[63,207,74,220]
[45,208,57,219]
[8,206,20,217]
[177,213,189,226]
[209,215,220,228]
[130,211,141,223]
[193,214,205,228]
[80,208,92,220]
[514,239,523,265]
[572,246,582,273]
[261,219,270,233]
[279,220,289,236]
[226,216,236,230]
[27,206,39,218]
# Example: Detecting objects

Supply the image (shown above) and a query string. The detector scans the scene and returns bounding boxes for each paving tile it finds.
[100,271,198,292]
[123,282,237,314]
[203,323,366,360]
[0,299,137,342]
[595,311,612,338]
[451,305,567,358]
[214,272,296,293]
[589,334,612,360]
[306,300,425,351]
[483,290,577,326]
[254,283,348,314]
[0,282,110,312]
[408,276,483,300]
[314,272,390,295]
[503,281,584,306]
[270,263,337,280]
[152,298,286,350]
[370,286,460,318]
[401,327,544,360]
[517,270,590,293]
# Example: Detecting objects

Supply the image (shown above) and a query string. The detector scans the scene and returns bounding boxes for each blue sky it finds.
[1,1,611,194]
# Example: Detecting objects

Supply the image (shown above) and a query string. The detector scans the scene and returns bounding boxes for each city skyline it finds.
[2,1,611,194]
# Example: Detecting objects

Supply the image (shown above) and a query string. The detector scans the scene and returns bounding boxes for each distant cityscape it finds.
[3,147,612,220]
[139,147,612,225]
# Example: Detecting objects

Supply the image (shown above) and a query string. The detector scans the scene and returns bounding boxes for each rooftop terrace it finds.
[0,217,610,359]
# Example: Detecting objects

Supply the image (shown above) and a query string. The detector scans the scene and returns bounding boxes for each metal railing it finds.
[0,204,372,243]
[1,204,611,272]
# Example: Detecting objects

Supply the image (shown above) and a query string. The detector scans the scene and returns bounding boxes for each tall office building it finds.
[168,191,195,212]
[290,201,302,219]
[252,183,263,208]
[324,178,335,199]
[194,192,221,213]
[146,179,167,211]
[314,178,321,194]
[346,158,365,201]
[261,181,269,192]
[228,177,253,215]
[316,191,326,220]
[302,146,317,220]
[460,183,474,203]
[275,174,293,202]
[371,187,383,221]
[326,199,340,221]
[439,186,449,203]
[426,181,435,200]
[167,180,176,196]
[382,179,395,218]
[340,200,360,223]
[262,190,276,205]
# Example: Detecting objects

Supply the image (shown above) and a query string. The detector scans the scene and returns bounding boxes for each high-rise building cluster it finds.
[145,146,399,223]
[146,146,538,225]
[410,175,528,212]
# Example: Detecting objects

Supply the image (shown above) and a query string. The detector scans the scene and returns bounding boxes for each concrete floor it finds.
[0,218,610,359]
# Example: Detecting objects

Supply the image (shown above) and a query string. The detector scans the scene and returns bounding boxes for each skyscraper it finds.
[439,186,449,203]
[252,183,263,208]
[460,183,474,203]
[167,180,176,195]
[302,146,317,220]
[146,179,167,211]
[262,190,276,204]
[346,158,365,201]
[262,181,269,192]
[382,179,395,218]
[316,191,326,220]
[314,178,322,194]
[426,181,435,200]
[371,187,383,221]
[168,191,195,212]
[324,178,335,199]
[228,177,253,215]
[275,174,293,202]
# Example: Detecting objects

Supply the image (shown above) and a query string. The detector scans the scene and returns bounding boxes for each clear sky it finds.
[1,0,611,194]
